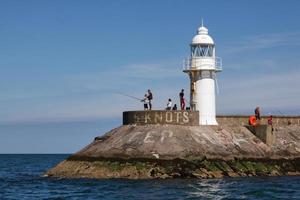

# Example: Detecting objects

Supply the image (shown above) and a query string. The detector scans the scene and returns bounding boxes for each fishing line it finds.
[114,92,142,101]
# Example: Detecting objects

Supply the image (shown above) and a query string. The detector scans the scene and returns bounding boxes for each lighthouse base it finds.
[199,116,218,125]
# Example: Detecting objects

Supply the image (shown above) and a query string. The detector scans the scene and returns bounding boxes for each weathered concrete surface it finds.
[72,125,270,160]
[123,112,300,126]
[246,125,275,146]
[123,111,199,125]
[45,123,300,179]
[217,115,300,126]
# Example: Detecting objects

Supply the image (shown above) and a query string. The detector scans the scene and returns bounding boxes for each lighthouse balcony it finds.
[183,57,222,72]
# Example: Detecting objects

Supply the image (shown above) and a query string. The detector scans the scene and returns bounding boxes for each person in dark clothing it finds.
[255,106,261,120]
[172,104,177,110]
[179,89,185,110]
[147,89,153,110]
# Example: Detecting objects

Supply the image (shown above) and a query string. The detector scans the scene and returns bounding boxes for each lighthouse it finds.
[183,23,222,125]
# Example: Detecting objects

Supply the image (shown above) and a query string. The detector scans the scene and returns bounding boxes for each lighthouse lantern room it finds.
[183,23,222,125]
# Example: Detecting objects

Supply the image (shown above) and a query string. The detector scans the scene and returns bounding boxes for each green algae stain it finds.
[135,162,149,171]
[202,160,220,171]
[78,158,299,178]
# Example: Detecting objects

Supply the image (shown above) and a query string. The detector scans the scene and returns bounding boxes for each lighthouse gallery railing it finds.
[182,57,222,72]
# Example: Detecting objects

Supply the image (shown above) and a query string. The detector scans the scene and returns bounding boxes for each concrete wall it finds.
[245,125,275,145]
[123,110,199,126]
[123,111,300,126]
[217,115,300,126]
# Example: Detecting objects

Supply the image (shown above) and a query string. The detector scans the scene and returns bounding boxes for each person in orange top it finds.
[249,115,257,126]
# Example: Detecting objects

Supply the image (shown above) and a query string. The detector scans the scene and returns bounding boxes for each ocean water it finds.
[0,154,299,200]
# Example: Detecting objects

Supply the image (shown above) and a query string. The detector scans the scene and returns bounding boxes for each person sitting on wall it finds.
[172,104,177,110]
[166,99,172,110]
[141,94,149,110]
[249,115,257,126]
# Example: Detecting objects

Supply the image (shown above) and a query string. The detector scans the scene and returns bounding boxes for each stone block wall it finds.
[217,115,300,126]
[123,111,300,126]
[123,110,199,126]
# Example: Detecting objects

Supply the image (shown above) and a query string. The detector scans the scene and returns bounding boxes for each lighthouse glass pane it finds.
[191,45,214,57]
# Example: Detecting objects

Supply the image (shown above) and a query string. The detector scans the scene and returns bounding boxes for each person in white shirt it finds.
[141,94,149,110]
[166,98,172,110]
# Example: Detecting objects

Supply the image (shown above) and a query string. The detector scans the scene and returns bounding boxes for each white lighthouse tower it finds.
[183,23,222,125]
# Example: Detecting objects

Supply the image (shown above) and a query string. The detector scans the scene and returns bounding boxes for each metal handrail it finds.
[182,57,222,71]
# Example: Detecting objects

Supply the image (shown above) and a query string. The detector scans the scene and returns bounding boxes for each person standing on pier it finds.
[147,89,153,110]
[268,115,274,132]
[179,89,185,110]
[255,106,261,120]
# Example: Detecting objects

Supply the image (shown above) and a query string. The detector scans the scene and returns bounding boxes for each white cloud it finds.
[121,61,182,78]
[218,69,300,115]
[224,59,278,70]
[0,60,189,124]
[3,32,300,124]
[222,31,300,54]
[64,60,182,91]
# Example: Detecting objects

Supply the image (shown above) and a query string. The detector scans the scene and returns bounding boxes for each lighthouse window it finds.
[191,45,213,57]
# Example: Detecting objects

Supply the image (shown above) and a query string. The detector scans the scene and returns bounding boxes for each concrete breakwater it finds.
[123,111,300,126]
[217,115,300,126]
[45,112,300,179]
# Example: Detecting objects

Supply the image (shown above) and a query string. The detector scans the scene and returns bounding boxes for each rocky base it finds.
[45,157,300,179]
[45,123,300,179]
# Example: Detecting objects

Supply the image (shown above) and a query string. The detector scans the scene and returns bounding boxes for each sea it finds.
[0,154,299,200]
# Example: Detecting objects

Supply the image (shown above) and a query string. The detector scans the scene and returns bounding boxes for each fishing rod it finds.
[114,92,143,101]
[276,109,286,116]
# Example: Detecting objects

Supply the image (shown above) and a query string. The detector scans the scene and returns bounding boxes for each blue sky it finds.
[1,0,300,153]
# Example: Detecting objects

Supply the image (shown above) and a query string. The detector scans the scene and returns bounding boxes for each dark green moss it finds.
[201,160,220,171]
[135,161,149,171]
[229,160,247,173]
[214,161,231,171]
[69,156,300,178]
